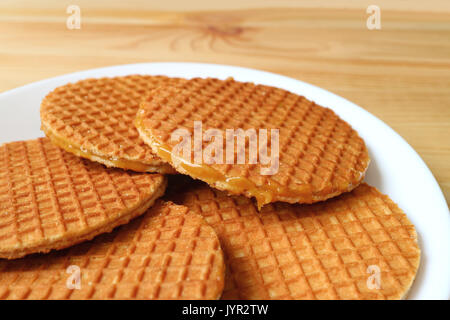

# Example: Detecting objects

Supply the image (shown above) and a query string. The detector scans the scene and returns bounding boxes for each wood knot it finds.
[206,25,244,37]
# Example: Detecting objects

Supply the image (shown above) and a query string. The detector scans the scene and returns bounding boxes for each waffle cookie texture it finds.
[0,138,167,259]
[136,77,370,208]
[40,75,184,173]
[169,181,420,300]
[0,201,225,300]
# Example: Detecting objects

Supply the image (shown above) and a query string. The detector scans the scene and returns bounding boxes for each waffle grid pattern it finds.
[138,77,369,203]
[40,75,183,171]
[172,182,420,300]
[0,201,225,300]
[0,138,165,258]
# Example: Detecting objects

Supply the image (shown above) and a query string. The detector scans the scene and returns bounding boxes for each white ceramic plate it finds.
[0,62,448,300]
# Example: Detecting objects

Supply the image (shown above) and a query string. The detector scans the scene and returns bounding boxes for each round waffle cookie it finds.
[0,138,167,259]
[169,181,420,300]
[136,77,370,208]
[0,201,225,300]
[40,75,184,173]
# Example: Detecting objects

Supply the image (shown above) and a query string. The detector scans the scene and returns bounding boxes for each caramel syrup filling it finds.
[42,124,174,173]
[150,140,317,209]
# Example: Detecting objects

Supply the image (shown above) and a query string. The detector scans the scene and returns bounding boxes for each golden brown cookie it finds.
[0,201,225,300]
[41,75,184,173]
[136,77,370,208]
[169,181,420,300]
[0,138,166,259]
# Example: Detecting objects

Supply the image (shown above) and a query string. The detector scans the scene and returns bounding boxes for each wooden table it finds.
[1,0,449,204]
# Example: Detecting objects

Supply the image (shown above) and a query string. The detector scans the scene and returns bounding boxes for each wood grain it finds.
[0,1,449,204]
